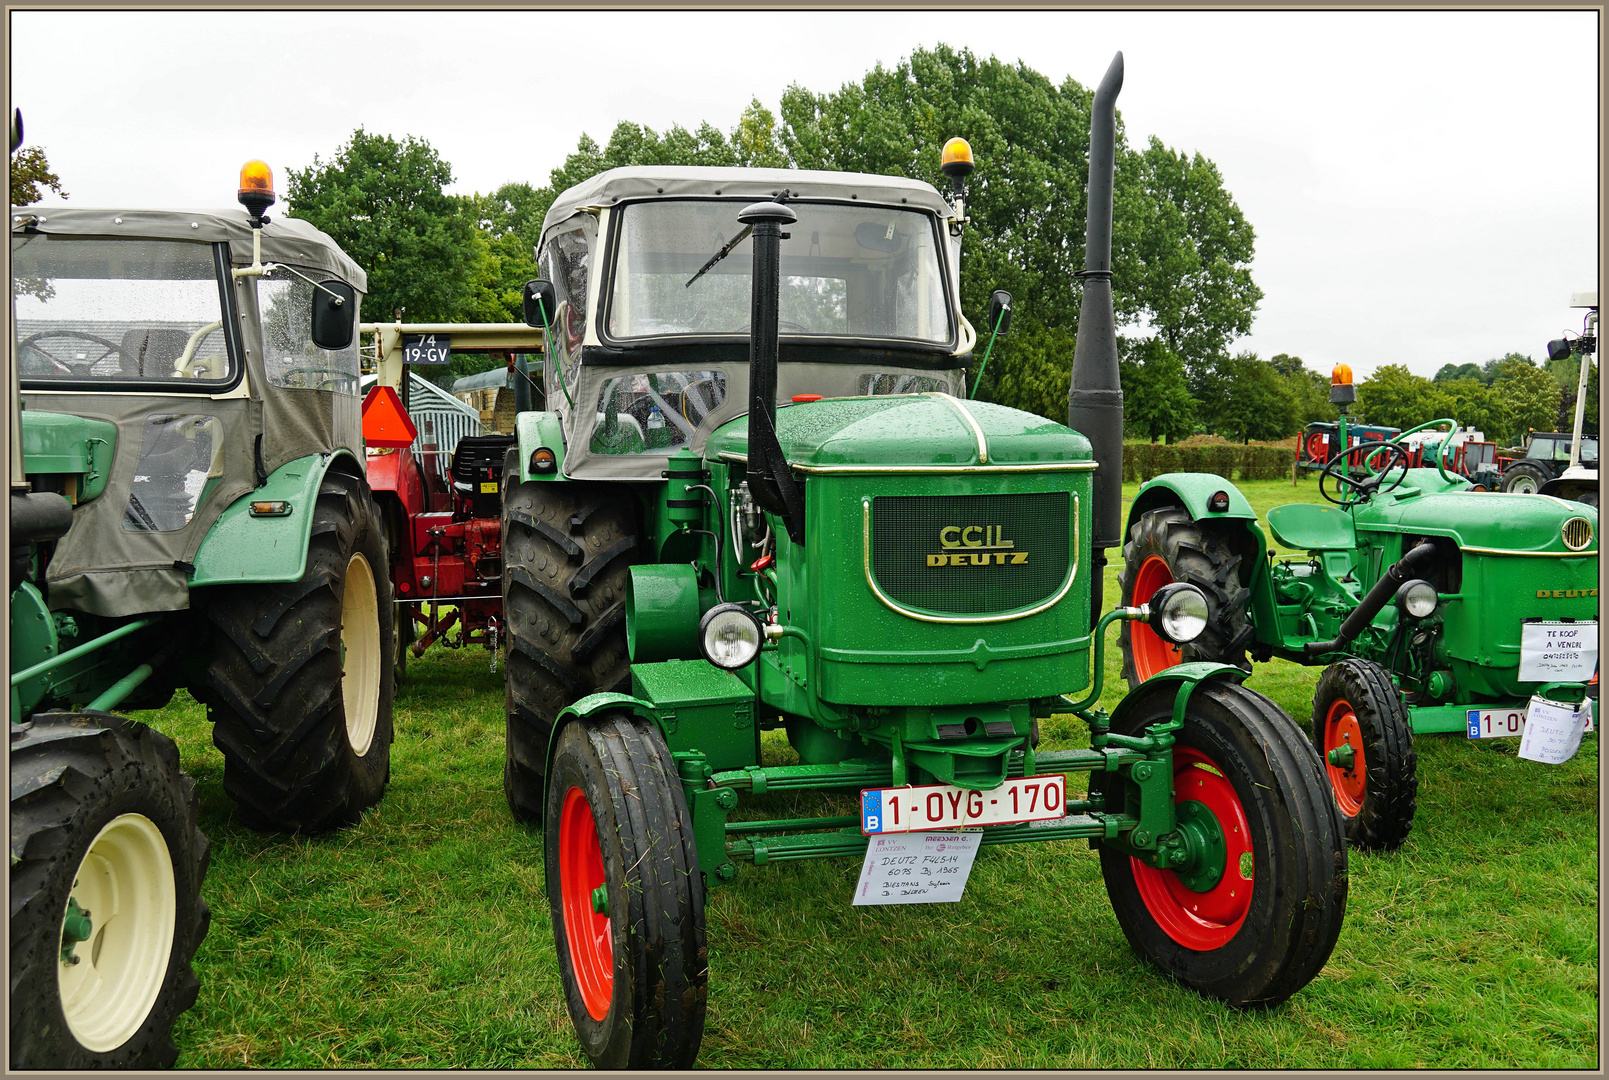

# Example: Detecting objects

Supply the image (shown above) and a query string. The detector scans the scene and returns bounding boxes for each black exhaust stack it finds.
[1067,51,1125,625]
[739,200,806,544]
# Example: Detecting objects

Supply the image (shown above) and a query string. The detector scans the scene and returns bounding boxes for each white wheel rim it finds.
[341,551,382,756]
[57,813,177,1053]
[1513,477,1536,493]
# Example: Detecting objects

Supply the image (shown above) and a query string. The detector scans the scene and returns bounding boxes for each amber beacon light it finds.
[238,159,276,226]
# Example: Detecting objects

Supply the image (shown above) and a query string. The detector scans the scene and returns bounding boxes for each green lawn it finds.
[144,472,1597,1068]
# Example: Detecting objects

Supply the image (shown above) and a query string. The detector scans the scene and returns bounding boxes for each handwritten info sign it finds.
[1518,696,1593,765]
[853,831,981,906]
[1518,621,1598,682]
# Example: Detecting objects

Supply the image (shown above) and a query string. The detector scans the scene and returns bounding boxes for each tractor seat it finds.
[1266,503,1356,552]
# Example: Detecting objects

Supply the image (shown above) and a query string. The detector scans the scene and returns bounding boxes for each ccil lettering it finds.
[929,524,1028,567]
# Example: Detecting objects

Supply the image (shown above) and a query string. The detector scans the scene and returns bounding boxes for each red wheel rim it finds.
[1323,698,1366,816]
[1131,747,1254,950]
[1305,432,1328,463]
[559,786,613,1021]
[1131,556,1184,680]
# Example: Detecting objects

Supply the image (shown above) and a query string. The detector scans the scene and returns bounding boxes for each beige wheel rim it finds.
[341,551,382,756]
[57,813,177,1053]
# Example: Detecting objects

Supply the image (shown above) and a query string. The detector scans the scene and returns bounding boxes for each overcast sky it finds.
[9,9,1601,380]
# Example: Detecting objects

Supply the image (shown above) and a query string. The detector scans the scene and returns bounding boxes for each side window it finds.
[123,413,220,532]
[257,273,361,393]
[590,370,726,455]
[540,223,591,409]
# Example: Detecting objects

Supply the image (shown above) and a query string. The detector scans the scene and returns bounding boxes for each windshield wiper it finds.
[684,226,753,289]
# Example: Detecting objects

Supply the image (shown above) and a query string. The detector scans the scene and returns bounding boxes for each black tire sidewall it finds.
[544,723,635,1067]
[1311,659,1417,850]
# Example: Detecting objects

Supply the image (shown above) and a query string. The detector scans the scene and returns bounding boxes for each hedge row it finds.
[1121,442,1293,482]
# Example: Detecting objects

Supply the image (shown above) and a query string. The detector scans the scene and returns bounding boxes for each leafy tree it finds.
[1480,352,1528,384]
[1434,361,1485,383]
[1435,377,1511,439]
[1202,352,1298,443]
[1554,356,1600,435]
[1490,354,1563,444]
[1355,363,1451,429]
[1119,337,1195,442]
[1268,353,1336,427]
[9,145,66,204]
[774,45,1261,397]
[285,128,483,323]
[986,319,1074,422]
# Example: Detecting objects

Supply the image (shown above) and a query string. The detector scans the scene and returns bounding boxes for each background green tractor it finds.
[497,54,1348,1069]
[1117,364,1598,852]
[9,145,394,1067]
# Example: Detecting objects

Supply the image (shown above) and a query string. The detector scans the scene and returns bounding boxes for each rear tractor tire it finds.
[502,479,638,823]
[546,713,707,1068]
[1092,679,1348,1007]
[199,470,395,833]
[9,712,210,1068]
[1311,659,1418,851]
[1118,506,1253,690]
[1500,461,1548,494]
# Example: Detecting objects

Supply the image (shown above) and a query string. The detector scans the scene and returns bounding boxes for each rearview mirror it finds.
[523,280,558,328]
[1546,337,1572,363]
[311,280,356,350]
[854,222,901,253]
[987,290,1013,338]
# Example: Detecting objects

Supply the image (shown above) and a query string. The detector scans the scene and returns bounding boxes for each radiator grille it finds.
[870,492,1071,615]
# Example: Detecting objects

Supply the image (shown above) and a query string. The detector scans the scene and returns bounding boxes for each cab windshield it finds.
[12,235,235,389]
[605,200,952,346]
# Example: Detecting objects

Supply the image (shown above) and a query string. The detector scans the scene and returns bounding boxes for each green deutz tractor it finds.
[497,55,1347,1069]
[1118,367,1599,852]
[9,139,394,1067]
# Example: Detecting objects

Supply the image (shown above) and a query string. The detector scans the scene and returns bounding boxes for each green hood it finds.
[704,394,1092,469]
[1367,488,1597,554]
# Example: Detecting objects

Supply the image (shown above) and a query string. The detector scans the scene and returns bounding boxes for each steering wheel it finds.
[1320,440,1412,506]
[18,330,128,376]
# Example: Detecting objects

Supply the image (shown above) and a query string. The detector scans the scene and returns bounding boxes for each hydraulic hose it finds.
[1304,540,1438,656]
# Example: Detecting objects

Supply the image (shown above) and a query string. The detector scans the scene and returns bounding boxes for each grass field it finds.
[139,473,1598,1068]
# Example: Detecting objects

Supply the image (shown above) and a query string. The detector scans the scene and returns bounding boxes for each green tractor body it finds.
[1122,415,1598,851]
[9,153,395,1066]
[497,55,1349,1069]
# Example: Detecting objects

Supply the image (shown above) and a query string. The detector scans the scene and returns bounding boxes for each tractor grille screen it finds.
[870,492,1071,615]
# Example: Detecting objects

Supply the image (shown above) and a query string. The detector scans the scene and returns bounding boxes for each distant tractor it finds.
[1296,420,1400,471]
[1500,430,1599,499]
[495,54,1348,1069]
[1529,291,1599,508]
[9,143,393,1067]
[360,324,545,679]
[1121,362,1597,852]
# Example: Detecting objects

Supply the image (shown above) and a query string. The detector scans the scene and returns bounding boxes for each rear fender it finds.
[514,411,567,483]
[1125,473,1276,625]
[190,449,363,586]
[546,692,668,792]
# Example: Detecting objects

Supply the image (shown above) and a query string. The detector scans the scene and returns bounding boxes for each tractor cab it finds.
[527,165,974,481]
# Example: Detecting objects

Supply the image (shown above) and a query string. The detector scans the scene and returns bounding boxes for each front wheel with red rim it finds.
[1094,677,1349,1007]
[544,714,706,1069]
[1310,659,1418,851]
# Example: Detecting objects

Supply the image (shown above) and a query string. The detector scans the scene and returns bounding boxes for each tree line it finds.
[13,44,1594,445]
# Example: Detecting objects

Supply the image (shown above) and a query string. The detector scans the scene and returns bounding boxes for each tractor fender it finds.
[190,449,364,587]
[545,692,670,792]
[514,410,567,483]
[1107,661,1249,733]
[1126,473,1259,536]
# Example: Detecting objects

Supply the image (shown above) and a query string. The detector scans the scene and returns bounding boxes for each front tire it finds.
[198,470,395,833]
[1092,679,1348,1007]
[545,713,707,1068]
[1118,506,1253,690]
[1311,659,1418,851]
[502,479,638,823]
[9,712,210,1069]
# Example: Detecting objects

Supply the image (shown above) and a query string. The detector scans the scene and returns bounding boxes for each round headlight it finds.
[1395,578,1439,619]
[1148,582,1209,646]
[698,604,763,670]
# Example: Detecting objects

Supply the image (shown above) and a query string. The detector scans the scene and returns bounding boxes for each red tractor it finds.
[359,323,545,678]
